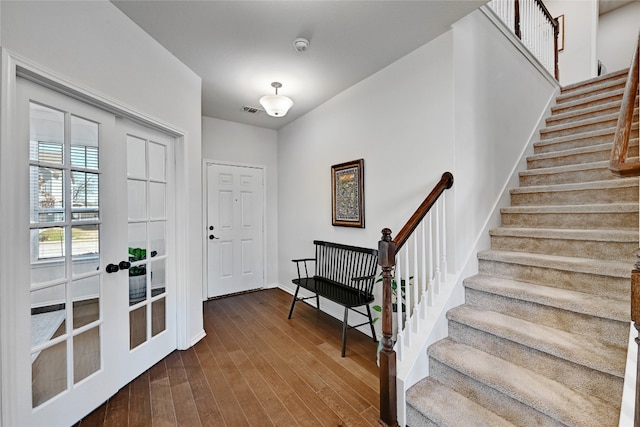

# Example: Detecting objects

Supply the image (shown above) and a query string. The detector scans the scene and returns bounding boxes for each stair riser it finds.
[528,145,638,169]
[448,321,624,404]
[464,287,629,347]
[552,92,624,116]
[540,113,638,140]
[500,210,638,230]
[510,185,638,206]
[547,104,621,127]
[428,358,563,427]
[556,81,627,104]
[477,259,629,299]
[520,167,616,186]
[489,234,637,262]
[534,128,639,154]
[561,72,629,93]
[405,408,439,427]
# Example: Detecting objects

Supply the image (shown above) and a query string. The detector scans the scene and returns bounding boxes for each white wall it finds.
[546,0,599,85]
[0,1,204,347]
[202,116,279,289]
[597,1,640,74]
[453,9,559,274]
[278,30,455,329]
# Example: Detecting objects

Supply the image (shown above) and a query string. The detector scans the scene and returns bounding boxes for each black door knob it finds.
[209,226,214,230]
[119,261,131,270]
[209,235,219,240]
[106,263,119,273]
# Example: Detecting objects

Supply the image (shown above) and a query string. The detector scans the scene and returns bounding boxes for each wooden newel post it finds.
[379,228,398,427]
[632,249,640,427]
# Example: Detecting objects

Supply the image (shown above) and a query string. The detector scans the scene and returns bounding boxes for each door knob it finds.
[209,235,219,240]
[209,225,214,230]
[119,261,131,270]
[106,263,119,273]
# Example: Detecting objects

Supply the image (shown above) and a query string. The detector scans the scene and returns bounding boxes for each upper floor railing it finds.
[378,172,454,427]
[488,0,559,79]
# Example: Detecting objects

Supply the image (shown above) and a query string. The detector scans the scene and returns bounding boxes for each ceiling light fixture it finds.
[259,82,293,117]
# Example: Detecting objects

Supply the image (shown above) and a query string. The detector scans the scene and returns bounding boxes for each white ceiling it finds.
[599,0,636,14]
[112,1,486,130]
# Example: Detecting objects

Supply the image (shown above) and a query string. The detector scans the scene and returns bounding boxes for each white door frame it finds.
[0,49,190,427]
[202,159,268,300]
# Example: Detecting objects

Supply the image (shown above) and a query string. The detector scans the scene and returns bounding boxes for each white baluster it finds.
[420,219,428,320]
[434,200,441,295]
[427,211,434,306]
[404,244,411,346]
[395,259,404,361]
[413,230,420,332]
[440,197,447,284]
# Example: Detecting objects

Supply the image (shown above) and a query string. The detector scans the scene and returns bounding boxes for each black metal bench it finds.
[288,240,378,356]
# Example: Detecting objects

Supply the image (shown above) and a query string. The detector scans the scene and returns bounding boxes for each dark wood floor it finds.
[75,288,380,426]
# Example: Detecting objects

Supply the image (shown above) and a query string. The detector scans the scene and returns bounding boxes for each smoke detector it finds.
[293,37,310,53]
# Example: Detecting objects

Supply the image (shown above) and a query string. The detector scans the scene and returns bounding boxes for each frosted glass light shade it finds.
[259,95,293,117]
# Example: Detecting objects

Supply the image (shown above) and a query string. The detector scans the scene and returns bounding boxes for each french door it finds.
[12,78,176,426]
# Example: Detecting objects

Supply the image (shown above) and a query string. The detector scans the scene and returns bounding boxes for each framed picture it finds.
[556,15,564,51]
[331,159,364,228]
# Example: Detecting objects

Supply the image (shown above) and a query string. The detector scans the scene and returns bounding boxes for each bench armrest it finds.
[292,258,315,263]
[292,257,315,280]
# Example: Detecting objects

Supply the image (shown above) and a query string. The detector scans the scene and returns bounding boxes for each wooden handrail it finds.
[377,171,454,427]
[393,172,454,252]
[609,31,640,177]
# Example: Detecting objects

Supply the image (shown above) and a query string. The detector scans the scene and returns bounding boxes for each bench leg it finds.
[341,307,349,357]
[288,285,300,319]
[366,304,377,342]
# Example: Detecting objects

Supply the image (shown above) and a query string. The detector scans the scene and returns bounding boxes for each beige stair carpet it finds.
[407,69,639,426]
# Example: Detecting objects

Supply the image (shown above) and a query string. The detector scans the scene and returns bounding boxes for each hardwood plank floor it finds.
[75,288,380,426]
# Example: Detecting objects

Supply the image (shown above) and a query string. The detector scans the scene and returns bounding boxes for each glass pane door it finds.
[29,102,103,408]
[118,119,175,386]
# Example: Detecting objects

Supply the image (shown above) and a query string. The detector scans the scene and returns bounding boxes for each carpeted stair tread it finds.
[522,159,611,174]
[546,100,623,125]
[477,249,633,278]
[407,378,516,427]
[464,274,628,322]
[560,69,628,93]
[555,78,628,104]
[510,177,638,195]
[489,226,638,243]
[534,124,638,153]
[428,339,620,427]
[446,305,626,377]
[540,110,638,138]
[527,140,639,163]
[552,88,625,114]
[502,202,638,215]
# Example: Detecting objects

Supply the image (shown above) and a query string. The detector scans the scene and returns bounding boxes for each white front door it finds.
[11,78,176,426]
[206,163,264,298]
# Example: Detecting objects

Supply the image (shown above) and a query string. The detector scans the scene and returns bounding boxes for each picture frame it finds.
[331,159,364,228]
[556,14,564,52]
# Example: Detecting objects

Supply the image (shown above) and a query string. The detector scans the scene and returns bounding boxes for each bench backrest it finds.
[313,240,378,296]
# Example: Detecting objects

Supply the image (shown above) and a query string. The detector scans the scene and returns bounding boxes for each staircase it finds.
[406,69,640,426]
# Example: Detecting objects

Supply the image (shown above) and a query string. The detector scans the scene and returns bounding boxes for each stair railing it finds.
[488,0,559,80]
[378,172,454,427]
[609,30,640,177]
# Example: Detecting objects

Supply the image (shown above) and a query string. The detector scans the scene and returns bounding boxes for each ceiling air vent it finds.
[242,105,261,114]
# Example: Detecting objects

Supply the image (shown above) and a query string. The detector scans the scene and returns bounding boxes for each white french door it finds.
[11,78,176,426]
[206,163,264,298]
